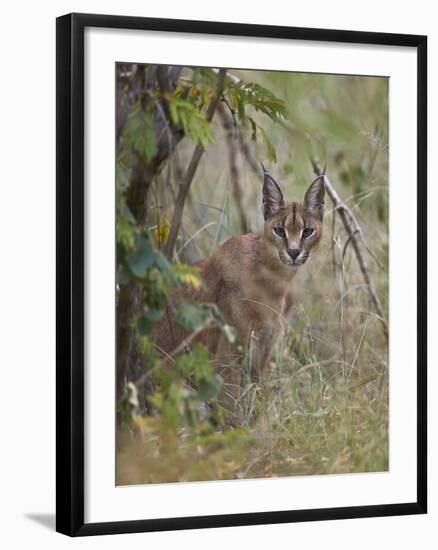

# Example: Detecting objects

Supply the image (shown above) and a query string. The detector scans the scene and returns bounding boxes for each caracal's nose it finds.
[287,248,300,261]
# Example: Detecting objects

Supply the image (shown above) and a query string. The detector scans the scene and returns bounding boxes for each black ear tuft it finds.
[304,175,325,220]
[262,169,286,220]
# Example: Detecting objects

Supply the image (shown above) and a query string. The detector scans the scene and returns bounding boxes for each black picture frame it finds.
[56,12,427,537]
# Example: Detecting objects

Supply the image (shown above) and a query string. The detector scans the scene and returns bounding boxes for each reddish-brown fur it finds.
[153,171,325,403]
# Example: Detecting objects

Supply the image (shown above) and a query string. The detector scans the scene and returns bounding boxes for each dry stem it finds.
[311,160,387,339]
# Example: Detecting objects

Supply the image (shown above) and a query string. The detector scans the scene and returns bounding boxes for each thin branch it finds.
[311,160,387,339]
[309,157,384,270]
[165,69,227,258]
[344,208,384,269]
[131,321,213,392]
[221,94,238,127]
[342,228,360,261]
[218,105,248,234]
[330,205,337,275]
[167,321,212,359]
[237,131,261,177]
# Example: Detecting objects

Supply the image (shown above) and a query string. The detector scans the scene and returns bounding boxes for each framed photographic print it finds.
[56,13,427,536]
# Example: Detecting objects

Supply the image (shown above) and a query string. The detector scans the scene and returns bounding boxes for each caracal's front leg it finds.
[250,325,278,384]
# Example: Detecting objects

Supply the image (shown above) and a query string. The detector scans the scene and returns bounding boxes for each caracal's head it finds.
[261,166,325,270]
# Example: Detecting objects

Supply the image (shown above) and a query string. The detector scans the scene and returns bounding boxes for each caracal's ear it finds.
[261,163,287,220]
[304,175,325,220]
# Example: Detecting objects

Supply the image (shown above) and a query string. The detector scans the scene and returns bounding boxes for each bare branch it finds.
[168,321,213,359]
[221,94,238,127]
[311,160,387,338]
[330,205,337,275]
[237,131,261,176]
[310,159,383,270]
[165,69,228,258]
[218,105,248,234]
[344,208,384,269]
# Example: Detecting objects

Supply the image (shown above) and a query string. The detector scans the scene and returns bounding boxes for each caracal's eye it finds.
[302,227,314,238]
[273,227,286,238]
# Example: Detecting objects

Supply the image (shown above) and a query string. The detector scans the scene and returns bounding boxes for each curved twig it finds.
[311,160,387,339]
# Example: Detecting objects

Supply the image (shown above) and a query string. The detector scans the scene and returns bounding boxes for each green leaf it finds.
[197,374,223,401]
[167,97,215,146]
[229,81,286,122]
[126,236,155,277]
[175,343,211,380]
[116,162,130,193]
[176,302,210,332]
[154,250,172,273]
[247,116,257,142]
[117,262,131,285]
[137,308,163,335]
[172,263,203,289]
[123,103,157,162]
[236,94,245,122]
[117,210,135,251]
